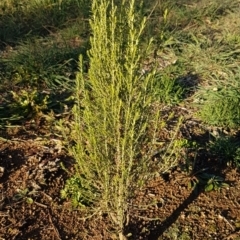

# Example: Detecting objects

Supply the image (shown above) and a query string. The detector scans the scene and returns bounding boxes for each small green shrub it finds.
[61,0,182,239]
[209,136,236,162]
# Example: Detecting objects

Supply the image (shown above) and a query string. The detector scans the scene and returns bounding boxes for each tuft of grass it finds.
[195,68,240,128]
[153,67,185,104]
[209,135,240,167]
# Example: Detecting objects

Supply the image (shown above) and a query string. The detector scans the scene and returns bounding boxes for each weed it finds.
[13,188,37,204]
[207,134,240,169]
[208,135,239,165]
[61,176,96,208]
[10,89,48,118]
[187,171,229,193]
[182,139,230,193]
[0,89,48,127]
[154,69,185,104]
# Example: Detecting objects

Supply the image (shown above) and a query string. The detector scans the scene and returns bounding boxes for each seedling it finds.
[188,171,229,193]
[13,188,37,204]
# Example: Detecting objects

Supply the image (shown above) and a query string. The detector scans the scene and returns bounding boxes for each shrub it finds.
[61,0,182,239]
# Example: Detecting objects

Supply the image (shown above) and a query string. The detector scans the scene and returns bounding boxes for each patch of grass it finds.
[0,0,90,46]
[0,1,90,130]
[166,2,240,128]
[149,0,240,76]
[153,66,186,104]
[1,37,86,87]
[195,68,240,128]
[209,135,240,167]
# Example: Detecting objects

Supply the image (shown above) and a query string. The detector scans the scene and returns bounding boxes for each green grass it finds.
[196,75,240,128]
[0,0,90,46]
[209,135,240,167]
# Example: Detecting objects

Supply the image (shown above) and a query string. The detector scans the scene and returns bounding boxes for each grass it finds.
[0,0,90,47]
[0,0,240,238]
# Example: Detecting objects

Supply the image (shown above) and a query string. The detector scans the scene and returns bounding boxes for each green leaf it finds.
[221,183,229,188]
[26,197,34,204]
[205,184,214,192]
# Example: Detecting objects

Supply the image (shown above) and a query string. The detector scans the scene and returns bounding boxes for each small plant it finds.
[10,89,49,119]
[203,174,228,192]
[154,69,184,104]
[61,0,182,239]
[0,89,49,126]
[209,135,240,166]
[13,188,36,204]
[188,171,229,193]
[3,38,82,87]
[61,175,97,208]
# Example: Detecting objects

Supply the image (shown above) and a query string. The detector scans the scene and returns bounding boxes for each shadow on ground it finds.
[148,188,203,239]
